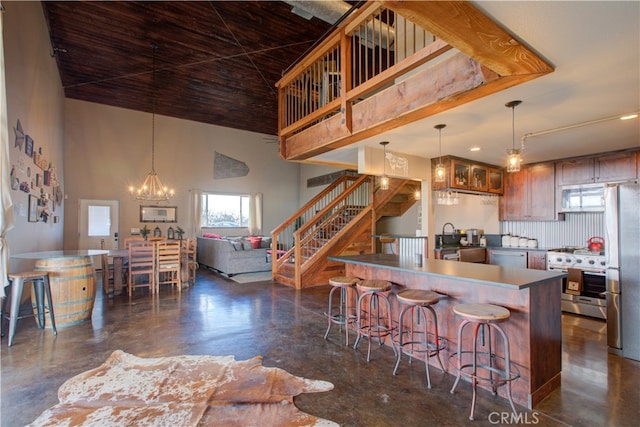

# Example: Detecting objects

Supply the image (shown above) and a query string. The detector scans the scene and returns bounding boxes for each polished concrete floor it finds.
[2,268,639,426]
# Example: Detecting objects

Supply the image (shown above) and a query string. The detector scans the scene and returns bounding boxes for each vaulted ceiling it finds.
[41,1,639,167]
[42,0,340,136]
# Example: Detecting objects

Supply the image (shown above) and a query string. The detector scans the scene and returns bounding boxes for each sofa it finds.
[197,236,271,277]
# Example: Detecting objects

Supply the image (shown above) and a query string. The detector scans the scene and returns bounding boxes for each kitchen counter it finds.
[329,253,563,409]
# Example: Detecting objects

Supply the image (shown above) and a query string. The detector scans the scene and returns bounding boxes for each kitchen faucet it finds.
[440,222,455,246]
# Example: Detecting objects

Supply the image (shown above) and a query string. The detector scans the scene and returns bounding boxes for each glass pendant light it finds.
[434,124,446,182]
[506,100,522,173]
[380,141,389,190]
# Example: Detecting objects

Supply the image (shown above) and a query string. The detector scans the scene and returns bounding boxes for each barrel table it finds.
[11,250,106,328]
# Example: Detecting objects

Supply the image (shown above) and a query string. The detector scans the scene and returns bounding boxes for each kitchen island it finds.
[328,253,565,409]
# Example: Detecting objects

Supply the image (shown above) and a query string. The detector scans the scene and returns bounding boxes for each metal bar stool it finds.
[449,303,520,420]
[392,289,447,389]
[323,276,360,346]
[353,279,397,362]
[3,272,57,347]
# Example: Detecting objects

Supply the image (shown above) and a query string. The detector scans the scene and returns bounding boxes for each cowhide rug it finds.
[28,350,337,426]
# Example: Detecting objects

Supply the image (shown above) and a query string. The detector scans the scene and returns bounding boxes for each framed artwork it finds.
[24,135,34,158]
[28,195,39,222]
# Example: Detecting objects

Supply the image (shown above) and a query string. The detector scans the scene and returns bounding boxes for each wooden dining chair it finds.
[127,241,156,296]
[181,238,197,286]
[124,236,145,249]
[100,239,114,294]
[156,240,181,292]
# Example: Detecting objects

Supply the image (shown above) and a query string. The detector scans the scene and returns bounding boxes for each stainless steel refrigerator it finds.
[605,182,640,361]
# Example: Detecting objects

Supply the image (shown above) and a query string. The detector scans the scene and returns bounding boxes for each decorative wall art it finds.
[28,195,39,222]
[13,119,24,149]
[140,206,177,223]
[24,135,34,158]
[214,151,249,179]
[11,119,63,224]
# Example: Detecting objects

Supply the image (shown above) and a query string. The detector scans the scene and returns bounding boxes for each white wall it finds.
[63,99,300,247]
[4,1,66,273]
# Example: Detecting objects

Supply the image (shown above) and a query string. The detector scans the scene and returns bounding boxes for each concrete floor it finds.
[2,268,639,426]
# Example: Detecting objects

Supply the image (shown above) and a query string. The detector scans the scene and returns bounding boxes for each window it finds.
[201,193,250,228]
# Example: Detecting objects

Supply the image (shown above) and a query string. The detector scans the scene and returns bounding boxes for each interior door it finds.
[78,199,120,251]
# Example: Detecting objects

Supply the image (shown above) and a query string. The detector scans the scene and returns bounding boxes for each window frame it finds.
[201,192,250,228]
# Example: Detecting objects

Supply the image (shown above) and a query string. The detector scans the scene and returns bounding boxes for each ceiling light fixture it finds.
[379,141,390,190]
[434,124,446,183]
[506,100,522,173]
[129,44,174,201]
[413,184,421,200]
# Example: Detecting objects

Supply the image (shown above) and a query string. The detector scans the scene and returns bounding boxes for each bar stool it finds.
[392,289,447,389]
[3,272,57,347]
[323,276,360,346]
[449,303,519,420]
[353,279,396,362]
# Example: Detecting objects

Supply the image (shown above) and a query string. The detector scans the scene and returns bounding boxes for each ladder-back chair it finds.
[181,238,197,286]
[127,241,155,296]
[156,240,181,292]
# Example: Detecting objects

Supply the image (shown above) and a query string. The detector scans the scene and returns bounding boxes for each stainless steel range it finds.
[547,248,607,319]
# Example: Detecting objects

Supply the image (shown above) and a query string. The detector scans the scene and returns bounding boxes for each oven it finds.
[547,250,607,320]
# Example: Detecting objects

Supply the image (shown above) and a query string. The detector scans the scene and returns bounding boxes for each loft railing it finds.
[277,3,444,138]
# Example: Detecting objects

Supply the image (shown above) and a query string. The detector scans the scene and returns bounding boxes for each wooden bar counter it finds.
[328,253,565,409]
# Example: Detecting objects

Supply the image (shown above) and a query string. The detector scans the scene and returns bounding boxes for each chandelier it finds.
[506,100,522,173]
[128,44,174,201]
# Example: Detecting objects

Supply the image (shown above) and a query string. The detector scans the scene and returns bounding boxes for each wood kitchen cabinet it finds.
[501,162,558,220]
[557,151,637,185]
[527,250,547,270]
[432,156,503,195]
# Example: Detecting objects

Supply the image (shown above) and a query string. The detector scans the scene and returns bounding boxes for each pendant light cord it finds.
[151,44,157,172]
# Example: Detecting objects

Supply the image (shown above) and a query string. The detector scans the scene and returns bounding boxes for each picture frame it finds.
[140,206,177,223]
[24,135,34,158]
[28,195,39,222]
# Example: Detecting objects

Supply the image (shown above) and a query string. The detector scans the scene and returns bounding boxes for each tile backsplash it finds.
[500,212,604,249]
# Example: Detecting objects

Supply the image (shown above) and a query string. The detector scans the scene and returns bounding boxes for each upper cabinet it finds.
[501,162,558,221]
[557,151,637,186]
[432,156,503,195]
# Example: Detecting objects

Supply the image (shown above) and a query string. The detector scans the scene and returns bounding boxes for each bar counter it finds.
[328,254,565,409]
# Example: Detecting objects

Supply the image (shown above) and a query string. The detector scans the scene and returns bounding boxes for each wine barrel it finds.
[32,256,97,328]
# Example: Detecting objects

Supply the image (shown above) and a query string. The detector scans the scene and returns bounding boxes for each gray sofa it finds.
[196,237,271,277]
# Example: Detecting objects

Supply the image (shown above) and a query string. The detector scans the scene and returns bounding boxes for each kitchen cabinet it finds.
[557,151,637,185]
[501,162,558,220]
[432,156,503,195]
[527,250,547,270]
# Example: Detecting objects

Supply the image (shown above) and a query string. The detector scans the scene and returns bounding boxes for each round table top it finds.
[11,250,108,260]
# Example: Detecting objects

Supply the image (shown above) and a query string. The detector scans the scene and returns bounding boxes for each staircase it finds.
[271,174,416,289]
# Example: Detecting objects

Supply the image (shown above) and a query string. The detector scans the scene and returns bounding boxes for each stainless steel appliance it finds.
[490,250,527,268]
[547,248,607,320]
[466,228,483,245]
[605,183,640,360]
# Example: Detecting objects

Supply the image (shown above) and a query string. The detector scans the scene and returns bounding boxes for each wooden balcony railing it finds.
[276,1,553,161]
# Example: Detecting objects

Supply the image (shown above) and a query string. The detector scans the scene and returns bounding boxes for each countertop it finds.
[328,253,564,290]
[434,245,551,252]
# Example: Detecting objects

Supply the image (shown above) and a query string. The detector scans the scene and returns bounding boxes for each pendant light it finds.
[434,124,446,182]
[379,141,390,190]
[506,100,522,173]
[128,44,174,201]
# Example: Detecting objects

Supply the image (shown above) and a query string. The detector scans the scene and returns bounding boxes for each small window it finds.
[201,193,250,228]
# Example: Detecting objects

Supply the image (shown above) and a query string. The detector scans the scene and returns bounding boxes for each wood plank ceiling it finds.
[41,1,338,136]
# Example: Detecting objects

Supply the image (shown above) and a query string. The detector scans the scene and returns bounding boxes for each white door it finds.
[78,199,120,251]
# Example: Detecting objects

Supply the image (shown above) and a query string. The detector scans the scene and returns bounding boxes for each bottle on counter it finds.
[480,235,487,247]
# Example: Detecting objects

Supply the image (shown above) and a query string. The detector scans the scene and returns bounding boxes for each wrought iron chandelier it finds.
[129,44,174,201]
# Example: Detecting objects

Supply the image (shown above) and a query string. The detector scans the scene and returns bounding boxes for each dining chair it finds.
[124,236,145,249]
[100,239,114,294]
[156,240,181,292]
[127,241,156,296]
[181,238,197,286]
